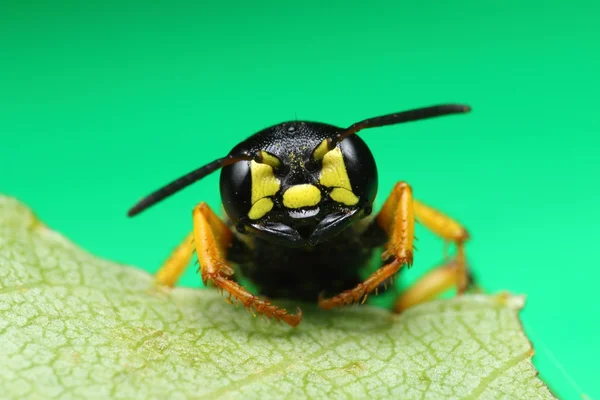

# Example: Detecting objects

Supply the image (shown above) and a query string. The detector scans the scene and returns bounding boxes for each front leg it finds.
[319,182,415,309]
[193,203,302,327]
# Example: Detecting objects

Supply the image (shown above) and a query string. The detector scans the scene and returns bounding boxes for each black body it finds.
[220,121,383,299]
[228,218,387,301]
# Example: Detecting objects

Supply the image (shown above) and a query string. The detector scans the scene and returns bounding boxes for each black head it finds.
[127,104,471,247]
[219,122,377,247]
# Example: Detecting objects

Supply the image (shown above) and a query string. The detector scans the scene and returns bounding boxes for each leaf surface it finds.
[0,196,554,399]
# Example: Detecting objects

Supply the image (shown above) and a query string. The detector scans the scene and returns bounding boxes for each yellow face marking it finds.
[248,160,280,219]
[312,139,330,161]
[319,147,353,191]
[319,146,361,205]
[248,198,274,220]
[250,160,280,204]
[330,188,359,206]
[283,184,321,209]
[260,150,280,169]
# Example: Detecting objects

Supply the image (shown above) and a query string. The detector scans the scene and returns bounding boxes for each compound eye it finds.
[220,160,252,223]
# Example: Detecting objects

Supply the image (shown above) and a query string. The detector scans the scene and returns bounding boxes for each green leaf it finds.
[0,196,554,400]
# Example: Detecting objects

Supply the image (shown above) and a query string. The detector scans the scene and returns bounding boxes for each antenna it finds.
[327,104,471,150]
[127,152,254,217]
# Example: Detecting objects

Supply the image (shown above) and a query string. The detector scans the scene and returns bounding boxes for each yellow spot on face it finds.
[319,146,361,205]
[312,139,330,161]
[330,188,359,206]
[259,150,280,169]
[283,184,321,209]
[248,198,274,220]
[250,160,280,204]
[320,147,353,191]
[248,160,280,219]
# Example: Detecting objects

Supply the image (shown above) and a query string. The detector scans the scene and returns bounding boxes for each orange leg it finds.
[319,182,414,309]
[192,203,302,327]
[392,200,472,312]
[413,199,470,294]
[155,231,195,287]
[394,258,460,312]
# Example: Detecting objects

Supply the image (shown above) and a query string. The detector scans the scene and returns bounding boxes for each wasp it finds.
[128,104,472,327]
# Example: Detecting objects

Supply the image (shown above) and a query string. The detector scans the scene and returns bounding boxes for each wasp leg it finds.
[154,231,195,287]
[319,182,414,309]
[393,257,477,312]
[192,203,302,327]
[390,200,472,312]
[412,199,470,295]
[154,229,246,287]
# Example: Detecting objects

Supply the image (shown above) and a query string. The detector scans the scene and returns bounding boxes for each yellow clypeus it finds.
[283,184,322,209]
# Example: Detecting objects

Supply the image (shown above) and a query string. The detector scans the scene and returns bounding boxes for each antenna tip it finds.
[436,103,472,114]
[127,203,143,218]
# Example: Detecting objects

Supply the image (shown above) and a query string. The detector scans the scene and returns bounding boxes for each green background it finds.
[1,1,598,398]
